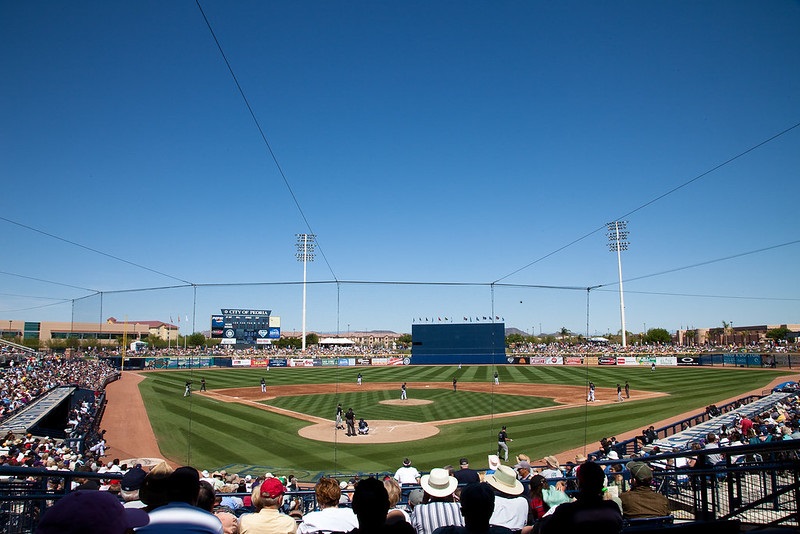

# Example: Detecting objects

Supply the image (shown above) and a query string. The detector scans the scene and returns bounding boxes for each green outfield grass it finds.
[136,365,789,478]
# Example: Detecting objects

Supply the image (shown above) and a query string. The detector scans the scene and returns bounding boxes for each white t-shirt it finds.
[394,465,421,484]
[297,507,358,534]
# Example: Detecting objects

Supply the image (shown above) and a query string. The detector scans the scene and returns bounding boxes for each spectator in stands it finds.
[412,468,464,534]
[484,465,528,531]
[238,477,297,534]
[384,477,412,524]
[433,482,513,534]
[454,457,481,485]
[395,457,422,486]
[704,433,724,465]
[486,455,501,475]
[536,461,622,534]
[198,480,239,534]
[526,475,549,525]
[350,476,414,534]
[540,456,564,481]
[35,489,150,534]
[140,461,175,512]
[297,477,358,534]
[619,461,670,519]
[121,465,147,509]
[137,466,223,533]
[606,464,629,494]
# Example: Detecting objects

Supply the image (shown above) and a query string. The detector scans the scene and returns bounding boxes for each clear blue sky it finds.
[2,1,799,337]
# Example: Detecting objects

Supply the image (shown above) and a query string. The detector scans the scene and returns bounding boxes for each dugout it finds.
[411,323,506,365]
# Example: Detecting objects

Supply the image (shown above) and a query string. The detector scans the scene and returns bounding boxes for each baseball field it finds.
[113,364,792,479]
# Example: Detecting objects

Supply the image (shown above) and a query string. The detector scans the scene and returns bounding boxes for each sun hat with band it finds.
[485,465,524,496]
[419,468,458,498]
[543,456,560,469]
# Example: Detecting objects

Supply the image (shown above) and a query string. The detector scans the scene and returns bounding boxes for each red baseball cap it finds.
[260,477,286,498]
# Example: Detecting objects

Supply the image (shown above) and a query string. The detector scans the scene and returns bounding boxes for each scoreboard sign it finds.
[210,309,281,347]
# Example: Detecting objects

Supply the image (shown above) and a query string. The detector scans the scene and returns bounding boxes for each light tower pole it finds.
[295,233,316,351]
[607,221,629,347]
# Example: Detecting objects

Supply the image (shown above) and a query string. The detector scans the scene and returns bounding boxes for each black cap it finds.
[121,466,147,491]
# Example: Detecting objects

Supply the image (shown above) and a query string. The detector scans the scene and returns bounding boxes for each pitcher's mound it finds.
[380,399,432,406]
[299,420,439,443]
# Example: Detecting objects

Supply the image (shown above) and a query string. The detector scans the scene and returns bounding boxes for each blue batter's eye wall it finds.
[411,323,506,365]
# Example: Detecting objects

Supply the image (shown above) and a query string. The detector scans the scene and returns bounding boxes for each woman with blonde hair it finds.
[383,477,411,524]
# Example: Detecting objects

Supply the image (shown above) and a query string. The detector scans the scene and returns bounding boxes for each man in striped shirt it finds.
[411,468,464,534]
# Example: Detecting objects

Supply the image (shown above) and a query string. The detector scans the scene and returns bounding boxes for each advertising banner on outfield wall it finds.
[321,358,338,366]
[337,358,354,366]
[616,357,638,366]
[564,356,584,365]
[598,356,616,365]
[677,356,700,366]
[656,356,677,366]
[371,357,390,366]
[232,359,251,367]
[510,356,529,365]
[271,358,288,367]
[357,358,371,366]
[529,356,563,365]
[289,358,315,367]
[251,358,269,368]
[388,357,406,365]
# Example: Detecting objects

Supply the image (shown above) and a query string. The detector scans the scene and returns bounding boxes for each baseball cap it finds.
[403,458,411,466]
[627,461,654,482]
[260,477,286,498]
[514,460,531,470]
[36,490,149,534]
[121,466,146,491]
[459,458,469,466]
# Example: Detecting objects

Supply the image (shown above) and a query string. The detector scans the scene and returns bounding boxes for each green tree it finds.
[644,328,672,344]
[146,334,167,349]
[398,334,412,344]
[306,332,319,346]
[187,332,207,347]
[276,337,301,349]
[505,333,525,347]
[22,338,41,350]
[684,329,697,346]
[766,327,790,342]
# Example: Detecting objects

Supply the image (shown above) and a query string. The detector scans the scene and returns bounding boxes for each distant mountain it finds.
[505,327,528,336]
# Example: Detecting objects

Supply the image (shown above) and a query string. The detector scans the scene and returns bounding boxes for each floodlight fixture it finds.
[296,233,316,351]
[607,221,629,347]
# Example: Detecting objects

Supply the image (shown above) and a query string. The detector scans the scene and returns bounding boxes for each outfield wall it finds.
[103,352,790,369]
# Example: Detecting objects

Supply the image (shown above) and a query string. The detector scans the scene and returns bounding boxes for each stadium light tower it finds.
[295,233,316,351]
[607,221,629,348]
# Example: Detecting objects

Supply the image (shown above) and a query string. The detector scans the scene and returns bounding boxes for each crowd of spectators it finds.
[0,354,118,422]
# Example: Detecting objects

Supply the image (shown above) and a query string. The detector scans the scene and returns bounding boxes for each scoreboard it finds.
[210,308,281,347]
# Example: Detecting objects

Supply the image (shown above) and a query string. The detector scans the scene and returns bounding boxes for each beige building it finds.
[676,324,800,346]
[1,317,179,347]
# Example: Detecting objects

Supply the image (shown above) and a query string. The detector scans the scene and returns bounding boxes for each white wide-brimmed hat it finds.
[420,468,458,498]
[485,465,524,496]
[488,454,501,470]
